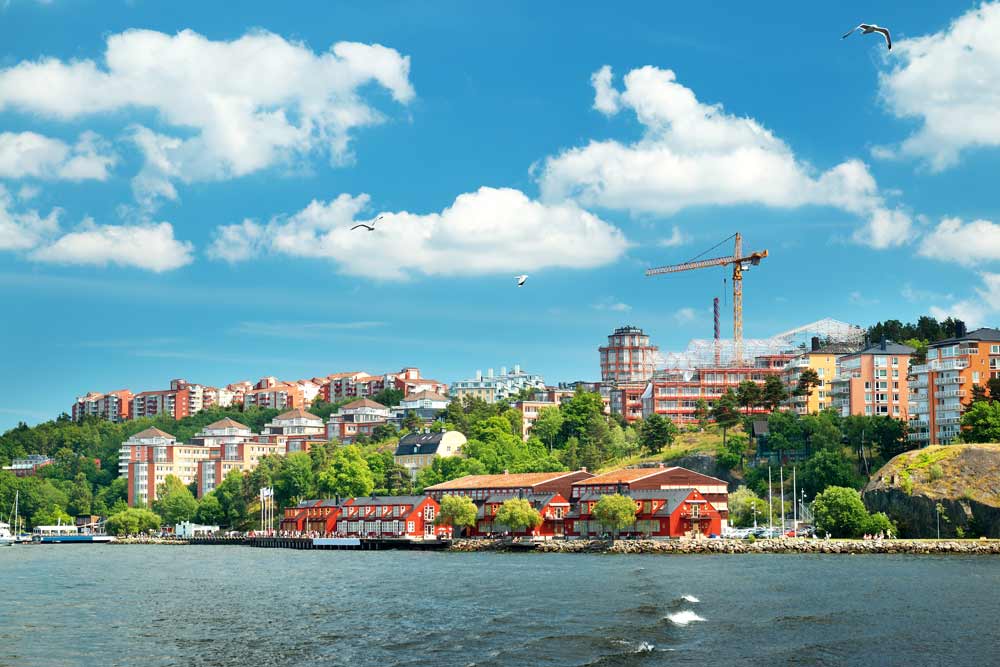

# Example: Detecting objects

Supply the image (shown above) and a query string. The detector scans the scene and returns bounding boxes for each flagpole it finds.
[792,466,797,536]
[768,467,773,535]
[780,467,785,536]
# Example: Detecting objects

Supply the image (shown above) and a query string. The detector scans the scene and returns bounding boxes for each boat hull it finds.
[32,535,115,544]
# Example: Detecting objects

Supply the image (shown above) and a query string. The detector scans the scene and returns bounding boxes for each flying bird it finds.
[516,275,528,287]
[351,215,384,232]
[842,24,891,50]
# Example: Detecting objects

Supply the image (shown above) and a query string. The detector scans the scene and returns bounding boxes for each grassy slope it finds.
[597,426,734,473]
[869,443,1000,505]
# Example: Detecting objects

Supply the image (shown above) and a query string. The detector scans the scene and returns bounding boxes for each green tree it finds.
[317,445,375,499]
[415,456,487,491]
[559,389,605,443]
[761,376,788,412]
[105,508,162,536]
[531,406,564,452]
[152,475,198,526]
[494,497,542,533]
[372,422,399,442]
[435,495,478,538]
[961,401,1000,443]
[969,384,990,405]
[800,448,860,497]
[811,486,870,538]
[638,413,678,454]
[987,377,1000,402]
[213,469,249,529]
[694,399,710,430]
[593,494,637,536]
[728,485,768,527]
[401,411,423,432]
[795,369,821,402]
[31,505,73,527]
[736,381,763,414]
[194,493,224,525]
[67,472,93,516]
[273,452,317,507]
[372,388,404,407]
[711,390,741,448]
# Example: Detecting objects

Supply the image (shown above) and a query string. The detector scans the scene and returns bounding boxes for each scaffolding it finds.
[655,318,865,370]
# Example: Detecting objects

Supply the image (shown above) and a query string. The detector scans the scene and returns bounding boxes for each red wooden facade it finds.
[335,496,448,539]
[566,488,722,538]
[469,493,570,538]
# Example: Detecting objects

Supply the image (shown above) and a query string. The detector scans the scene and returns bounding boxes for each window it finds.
[991,345,1000,355]
[407,521,415,533]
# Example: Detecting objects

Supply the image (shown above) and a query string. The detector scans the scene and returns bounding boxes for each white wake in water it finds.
[666,610,706,626]
[681,594,700,603]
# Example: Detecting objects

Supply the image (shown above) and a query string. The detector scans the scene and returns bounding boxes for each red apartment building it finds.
[71,390,133,422]
[639,353,795,424]
[321,367,447,402]
[335,496,448,540]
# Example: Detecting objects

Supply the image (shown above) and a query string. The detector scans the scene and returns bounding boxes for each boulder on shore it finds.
[863,443,1000,538]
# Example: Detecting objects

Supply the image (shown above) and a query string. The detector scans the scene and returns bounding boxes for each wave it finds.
[665,610,706,626]
[681,595,699,603]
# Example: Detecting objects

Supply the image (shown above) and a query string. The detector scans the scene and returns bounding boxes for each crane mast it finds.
[645,232,768,364]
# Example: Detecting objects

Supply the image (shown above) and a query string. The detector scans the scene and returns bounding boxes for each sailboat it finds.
[0,490,14,547]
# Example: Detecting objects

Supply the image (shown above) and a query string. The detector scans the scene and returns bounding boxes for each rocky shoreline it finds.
[450,537,1000,555]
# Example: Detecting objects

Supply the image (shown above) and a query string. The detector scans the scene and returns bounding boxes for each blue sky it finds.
[1,0,999,429]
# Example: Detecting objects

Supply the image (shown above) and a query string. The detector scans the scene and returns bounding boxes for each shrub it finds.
[928,464,944,481]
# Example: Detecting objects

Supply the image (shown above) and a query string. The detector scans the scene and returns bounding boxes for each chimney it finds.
[864,334,871,349]
[880,335,887,351]
[580,466,587,473]
[811,336,820,352]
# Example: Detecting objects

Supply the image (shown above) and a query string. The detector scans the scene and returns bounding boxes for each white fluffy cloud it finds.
[917,217,1000,265]
[880,3,1000,170]
[209,187,629,279]
[658,225,689,247]
[851,208,913,249]
[0,131,114,180]
[673,307,697,325]
[930,273,1000,326]
[30,219,193,271]
[0,29,413,205]
[0,185,59,250]
[539,65,907,248]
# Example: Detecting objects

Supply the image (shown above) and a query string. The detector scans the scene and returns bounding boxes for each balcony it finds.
[930,359,969,372]
[910,364,930,375]
[934,377,963,385]
[907,432,930,442]
[936,388,966,399]
[908,417,929,427]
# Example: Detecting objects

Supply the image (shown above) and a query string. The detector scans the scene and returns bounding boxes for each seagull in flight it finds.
[351,215,384,232]
[516,275,528,287]
[842,24,891,50]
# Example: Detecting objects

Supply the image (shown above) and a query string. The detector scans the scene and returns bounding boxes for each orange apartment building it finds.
[830,339,914,420]
[908,327,1000,445]
[640,353,795,424]
[71,389,133,422]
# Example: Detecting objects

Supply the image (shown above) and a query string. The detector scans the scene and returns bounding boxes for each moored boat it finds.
[31,522,116,544]
[0,522,14,547]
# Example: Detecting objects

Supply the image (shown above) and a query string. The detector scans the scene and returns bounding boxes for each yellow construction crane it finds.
[645,232,768,364]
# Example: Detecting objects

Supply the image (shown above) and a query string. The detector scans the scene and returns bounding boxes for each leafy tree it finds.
[494,497,542,533]
[415,456,487,491]
[811,486,871,538]
[728,485,768,527]
[67,472,93,516]
[969,384,990,405]
[372,422,399,442]
[273,452,317,507]
[213,469,249,529]
[694,399,710,430]
[194,493,224,525]
[794,369,821,402]
[401,411,423,432]
[559,389,605,443]
[317,445,374,499]
[800,448,860,497]
[961,401,1000,443]
[711,390,741,448]
[561,436,580,470]
[372,388,403,407]
[106,508,162,536]
[988,377,1000,402]
[593,494,637,536]
[638,413,678,454]
[435,495,478,537]
[761,376,788,412]
[152,475,198,526]
[531,406,563,452]
[31,505,73,527]
[736,381,763,414]
[865,511,894,535]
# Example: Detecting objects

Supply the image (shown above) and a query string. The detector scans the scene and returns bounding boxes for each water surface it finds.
[1,545,997,666]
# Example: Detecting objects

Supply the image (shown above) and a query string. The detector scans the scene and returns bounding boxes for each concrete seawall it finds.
[450,538,1000,555]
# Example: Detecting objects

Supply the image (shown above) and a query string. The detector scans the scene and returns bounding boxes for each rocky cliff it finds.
[863,444,1000,538]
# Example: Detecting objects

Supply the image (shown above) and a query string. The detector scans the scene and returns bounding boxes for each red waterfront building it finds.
[571,466,730,526]
[335,496,447,540]
[566,488,722,538]
[423,470,594,504]
[470,492,571,539]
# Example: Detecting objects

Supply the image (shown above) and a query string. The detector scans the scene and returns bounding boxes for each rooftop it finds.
[203,417,250,430]
[402,390,450,402]
[341,398,388,411]
[273,408,323,422]
[930,327,1000,346]
[425,470,586,492]
[128,427,175,440]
